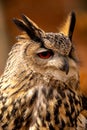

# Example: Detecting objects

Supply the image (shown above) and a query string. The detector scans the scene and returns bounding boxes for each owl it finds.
[0,12,87,130]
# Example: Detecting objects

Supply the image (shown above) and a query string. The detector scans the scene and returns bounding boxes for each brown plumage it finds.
[0,12,87,130]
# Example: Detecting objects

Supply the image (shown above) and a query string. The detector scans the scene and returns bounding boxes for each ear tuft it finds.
[59,11,76,41]
[13,15,44,42]
[68,12,76,40]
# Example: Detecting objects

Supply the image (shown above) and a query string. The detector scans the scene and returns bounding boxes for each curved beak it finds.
[60,57,69,75]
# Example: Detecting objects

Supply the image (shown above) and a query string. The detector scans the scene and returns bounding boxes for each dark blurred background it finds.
[0,0,87,94]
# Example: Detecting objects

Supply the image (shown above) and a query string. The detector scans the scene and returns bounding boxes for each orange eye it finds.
[37,50,53,59]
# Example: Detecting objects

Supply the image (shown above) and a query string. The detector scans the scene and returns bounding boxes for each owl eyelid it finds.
[36,48,48,53]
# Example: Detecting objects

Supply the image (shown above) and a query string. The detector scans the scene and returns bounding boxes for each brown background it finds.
[0,0,87,94]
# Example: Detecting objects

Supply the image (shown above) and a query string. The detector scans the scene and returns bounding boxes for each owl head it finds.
[13,12,78,81]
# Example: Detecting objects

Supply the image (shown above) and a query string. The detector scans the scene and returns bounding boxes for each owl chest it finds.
[31,81,82,130]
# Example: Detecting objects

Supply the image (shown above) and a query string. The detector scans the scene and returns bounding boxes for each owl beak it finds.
[60,58,69,75]
[63,61,69,75]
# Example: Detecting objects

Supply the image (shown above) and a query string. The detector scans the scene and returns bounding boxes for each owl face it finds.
[24,34,77,81]
[13,12,78,81]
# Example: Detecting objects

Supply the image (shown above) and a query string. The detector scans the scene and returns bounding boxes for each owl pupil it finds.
[38,51,53,59]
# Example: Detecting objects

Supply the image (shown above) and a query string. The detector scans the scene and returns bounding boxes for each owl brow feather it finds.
[13,15,44,43]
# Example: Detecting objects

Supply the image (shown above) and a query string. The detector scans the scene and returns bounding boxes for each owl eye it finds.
[37,50,53,59]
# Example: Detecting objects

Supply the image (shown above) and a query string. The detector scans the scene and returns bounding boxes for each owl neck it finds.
[0,68,80,129]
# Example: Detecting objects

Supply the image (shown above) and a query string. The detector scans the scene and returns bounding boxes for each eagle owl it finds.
[0,12,87,130]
